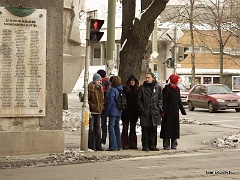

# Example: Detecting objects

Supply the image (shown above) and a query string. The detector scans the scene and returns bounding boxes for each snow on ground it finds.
[0,107,239,169]
[63,106,240,149]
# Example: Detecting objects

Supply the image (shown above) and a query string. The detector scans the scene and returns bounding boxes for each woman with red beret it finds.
[160,74,187,150]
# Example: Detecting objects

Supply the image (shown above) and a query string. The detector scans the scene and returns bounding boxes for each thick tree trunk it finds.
[119,0,168,84]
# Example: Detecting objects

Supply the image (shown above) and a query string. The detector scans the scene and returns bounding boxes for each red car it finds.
[187,84,240,113]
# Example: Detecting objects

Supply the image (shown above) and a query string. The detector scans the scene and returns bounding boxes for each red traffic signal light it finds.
[90,19,104,43]
[90,19,104,30]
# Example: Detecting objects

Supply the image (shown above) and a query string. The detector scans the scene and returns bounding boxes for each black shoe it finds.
[142,147,149,151]
[129,147,138,150]
[106,148,113,151]
[164,146,170,150]
[149,147,159,151]
[163,139,170,150]
[171,139,178,149]
[96,148,104,151]
[101,139,106,145]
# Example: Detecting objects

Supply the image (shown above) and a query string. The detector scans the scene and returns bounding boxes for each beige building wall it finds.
[178,30,240,70]
[63,0,85,93]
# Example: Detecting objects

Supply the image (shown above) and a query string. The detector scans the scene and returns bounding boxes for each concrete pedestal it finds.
[0,130,64,156]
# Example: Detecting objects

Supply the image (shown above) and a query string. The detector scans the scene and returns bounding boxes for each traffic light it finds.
[178,46,188,62]
[163,46,175,68]
[153,61,157,71]
[163,58,174,68]
[90,19,104,43]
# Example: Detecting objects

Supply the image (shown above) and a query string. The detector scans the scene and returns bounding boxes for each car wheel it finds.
[188,101,195,111]
[235,108,240,112]
[208,102,215,113]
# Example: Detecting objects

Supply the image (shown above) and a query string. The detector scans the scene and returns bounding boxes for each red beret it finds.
[169,74,179,84]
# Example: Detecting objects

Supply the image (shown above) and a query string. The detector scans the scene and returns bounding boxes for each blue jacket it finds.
[105,85,123,117]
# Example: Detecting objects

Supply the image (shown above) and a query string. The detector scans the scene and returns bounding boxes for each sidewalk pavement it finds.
[65,122,240,156]
[1,123,239,163]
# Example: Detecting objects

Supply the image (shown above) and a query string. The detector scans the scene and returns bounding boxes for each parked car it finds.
[187,84,240,113]
[236,92,240,96]
[77,85,84,102]
[160,82,189,105]
[177,83,189,105]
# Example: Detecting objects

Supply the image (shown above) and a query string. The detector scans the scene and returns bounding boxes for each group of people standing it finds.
[87,69,186,151]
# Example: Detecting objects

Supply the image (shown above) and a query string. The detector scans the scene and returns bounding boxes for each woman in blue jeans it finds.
[105,76,123,151]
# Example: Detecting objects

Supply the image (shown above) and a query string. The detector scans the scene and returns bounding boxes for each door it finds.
[198,86,208,108]
[190,85,201,107]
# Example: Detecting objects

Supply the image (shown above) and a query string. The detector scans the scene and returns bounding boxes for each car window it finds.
[200,87,206,95]
[208,85,233,95]
[191,85,201,94]
[178,83,187,90]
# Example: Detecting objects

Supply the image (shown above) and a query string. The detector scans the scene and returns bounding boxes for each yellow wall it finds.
[178,30,240,69]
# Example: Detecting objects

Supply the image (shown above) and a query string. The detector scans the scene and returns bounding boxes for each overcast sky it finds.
[84,0,190,19]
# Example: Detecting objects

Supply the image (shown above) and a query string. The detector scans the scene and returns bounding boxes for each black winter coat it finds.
[121,86,139,122]
[160,84,186,139]
[137,82,163,127]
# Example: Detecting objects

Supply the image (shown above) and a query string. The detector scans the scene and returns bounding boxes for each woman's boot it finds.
[171,139,178,149]
[163,139,170,150]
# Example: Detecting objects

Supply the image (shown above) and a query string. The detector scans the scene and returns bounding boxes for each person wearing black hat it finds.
[97,69,110,145]
[121,75,139,150]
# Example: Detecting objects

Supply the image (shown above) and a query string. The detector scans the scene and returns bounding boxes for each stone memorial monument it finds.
[0,0,65,155]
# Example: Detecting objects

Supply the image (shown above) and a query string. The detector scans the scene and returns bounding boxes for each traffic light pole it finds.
[173,26,177,74]
[81,11,93,151]
[106,0,116,76]
[150,19,158,73]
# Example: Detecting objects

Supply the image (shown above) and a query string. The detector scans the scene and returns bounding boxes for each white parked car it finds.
[159,82,189,105]
[77,85,84,102]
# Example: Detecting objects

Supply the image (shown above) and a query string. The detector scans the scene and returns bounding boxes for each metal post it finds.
[106,0,116,76]
[174,26,177,74]
[150,19,157,73]
[81,11,92,151]
[100,42,105,65]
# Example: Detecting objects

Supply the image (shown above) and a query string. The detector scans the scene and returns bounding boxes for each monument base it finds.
[0,130,64,156]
